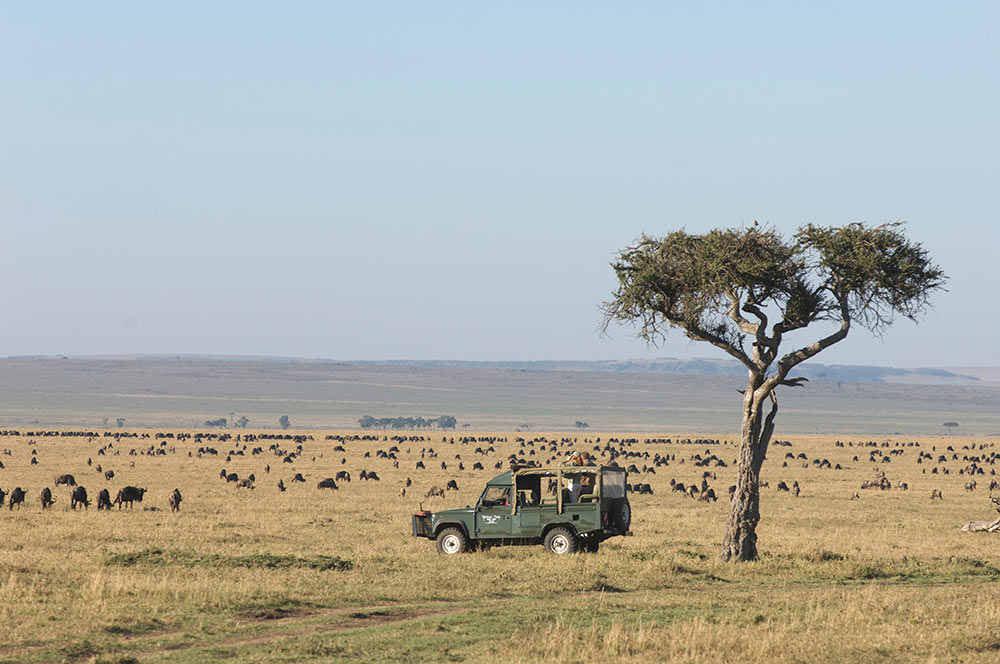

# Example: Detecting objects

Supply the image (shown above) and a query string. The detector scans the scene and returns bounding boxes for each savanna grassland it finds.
[2,428,1000,664]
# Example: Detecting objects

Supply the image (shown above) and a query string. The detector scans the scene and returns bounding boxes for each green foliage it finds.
[604,222,946,358]
[358,415,458,430]
[203,417,227,428]
[115,417,125,427]
[278,414,291,429]
[235,416,249,429]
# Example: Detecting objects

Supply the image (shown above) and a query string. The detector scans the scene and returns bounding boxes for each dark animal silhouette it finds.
[317,478,338,490]
[277,479,286,492]
[96,489,113,510]
[169,488,182,512]
[54,474,76,486]
[40,487,56,509]
[446,479,459,491]
[425,486,445,499]
[9,487,26,510]
[104,470,115,480]
[114,486,147,509]
[291,473,305,482]
[70,486,90,510]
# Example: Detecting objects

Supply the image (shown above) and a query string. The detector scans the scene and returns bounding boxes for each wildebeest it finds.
[236,478,254,489]
[70,486,90,510]
[40,487,56,510]
[96,488,113,510]
[169,488,182,512]
[9,487,26,510]
[0,487,5,508]
[446,479,459,491]
[699,487,717,502]
[336,470,351,482]
[54,474,77,486]
[317,478,338,490]
[425,486,445,499]
[291,473,305,483]
[930,488,943,501]
[277,479,286,492]
[776,481,790,492]
[114,486,147,509]
[219,468,228,480]
[104,470,115,480]
[225,473,239,483]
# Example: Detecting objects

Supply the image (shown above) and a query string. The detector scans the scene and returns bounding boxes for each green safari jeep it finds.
[412,464,631,555]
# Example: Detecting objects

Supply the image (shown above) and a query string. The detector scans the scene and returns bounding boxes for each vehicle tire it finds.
[612,498,631,532]
[435,527,468,555]
[544,527,578,555]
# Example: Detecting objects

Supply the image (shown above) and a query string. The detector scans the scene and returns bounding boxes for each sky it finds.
[2,2,997,367]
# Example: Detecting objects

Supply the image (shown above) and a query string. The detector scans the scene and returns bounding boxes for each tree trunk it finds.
[720,379,775,562]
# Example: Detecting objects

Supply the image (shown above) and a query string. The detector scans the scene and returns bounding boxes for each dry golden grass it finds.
[0,428,998,663]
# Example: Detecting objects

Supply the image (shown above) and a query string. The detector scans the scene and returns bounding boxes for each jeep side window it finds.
[480,486,510,507]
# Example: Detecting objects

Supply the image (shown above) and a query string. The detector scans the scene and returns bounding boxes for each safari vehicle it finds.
[412,464,631,555]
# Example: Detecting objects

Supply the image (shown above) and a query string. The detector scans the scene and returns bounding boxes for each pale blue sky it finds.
[2,2,997,366]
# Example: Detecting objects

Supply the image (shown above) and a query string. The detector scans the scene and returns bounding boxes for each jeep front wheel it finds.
[436,527,468,555]
[544,527,578,555]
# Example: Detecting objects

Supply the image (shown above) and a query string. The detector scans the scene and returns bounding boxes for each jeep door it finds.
[476,486,513,538]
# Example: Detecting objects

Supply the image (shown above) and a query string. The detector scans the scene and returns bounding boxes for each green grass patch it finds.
[102,548,353,572]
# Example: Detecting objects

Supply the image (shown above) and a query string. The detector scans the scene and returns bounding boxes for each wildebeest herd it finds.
[0,429,995,523]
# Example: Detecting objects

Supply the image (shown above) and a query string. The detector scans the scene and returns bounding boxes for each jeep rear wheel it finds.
[436,527,468,555]
[544,527,578,555]
[612,498,631,532]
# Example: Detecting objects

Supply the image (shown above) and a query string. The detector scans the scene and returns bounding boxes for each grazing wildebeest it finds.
[672,482,687,494]
[54,474,76,486]
[291,473,305,483]
[317,478,338,490]
[9,487,26,510]
[96,488,113,510]
[0,487,4,508]
[40,487,56,510]
[699,487,717,502]
[446,479,459,491]
[70,486,90,510]
[966,480,977,492]
[930,488,943,501]
[225,473,239,483]
[473,462,484,471]
[336,470,351,482]
[366,471,380,481]
[277,479,286,492]
[776,481,790,492]
[425,486,446,500]
[169,488,182,512]
[219,468,228,480]
[114,486,147,509]
[105,470,115,481]
[236,478,254,489]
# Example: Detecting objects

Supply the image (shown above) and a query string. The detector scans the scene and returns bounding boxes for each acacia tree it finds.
[602,222,945,561]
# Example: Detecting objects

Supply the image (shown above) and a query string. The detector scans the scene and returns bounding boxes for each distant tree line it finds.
[358,415,457,430]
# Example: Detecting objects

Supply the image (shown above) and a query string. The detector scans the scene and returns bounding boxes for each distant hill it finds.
[355,358,988,386]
